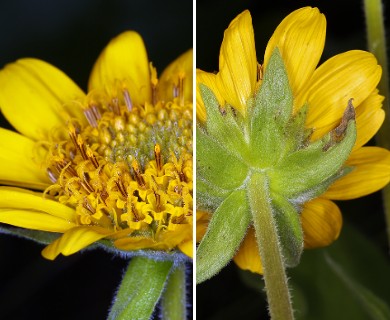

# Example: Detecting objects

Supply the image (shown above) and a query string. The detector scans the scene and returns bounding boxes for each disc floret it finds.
[44,76,193,254]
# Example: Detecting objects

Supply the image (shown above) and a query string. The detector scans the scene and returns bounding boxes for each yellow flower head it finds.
[197,7,390,274]
[0,31,193,260]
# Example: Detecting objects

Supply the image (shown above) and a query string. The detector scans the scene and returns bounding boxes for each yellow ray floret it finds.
[0,31,193,260]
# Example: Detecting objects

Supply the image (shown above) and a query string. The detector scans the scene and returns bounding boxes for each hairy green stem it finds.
[161,263,187,320]
[363,0,390,248]
[108,257,172,320]
[247,172,294,320]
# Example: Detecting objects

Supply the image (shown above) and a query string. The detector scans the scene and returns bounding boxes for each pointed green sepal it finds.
[196,126,249,191]
[269,100,356,199]
[200,84,249,158]
[196,177,229,212]
[287,166,354,206]
[249,48,293,166]
[272,194,303,267]
[196,190,251,284]
[284,103,311,154]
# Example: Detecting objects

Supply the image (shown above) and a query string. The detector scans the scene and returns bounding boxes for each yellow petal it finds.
[216,10,257,115]
[196,210,210,243]
[264,7,326,98]
[311,90,385,147]
[324,146,390,200]
[88,31,151,106]
[0,187,75,221]
[0,208,76,233]
[353,90,384,151]
[299,50,381,136]
[41,226,113,260]
[196,70,224,123]
[115,225,191,252]
[160,223,192,249]
[0,128,50,189]
[178,240,193,258]
[0,59,86,141]
[159,49,193,102]
[233,227,263,275]
[114,236,156,250]
[301,198,342,249]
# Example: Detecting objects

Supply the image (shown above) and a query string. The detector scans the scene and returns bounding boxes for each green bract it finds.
[196,48,357,283]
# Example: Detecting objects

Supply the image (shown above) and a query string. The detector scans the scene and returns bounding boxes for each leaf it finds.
[325,254,390,320]
[108,257,173,320]
[196,189,251,284]
[290,223,390,320]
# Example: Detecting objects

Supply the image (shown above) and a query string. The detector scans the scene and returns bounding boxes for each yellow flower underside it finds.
[197,7,390,274]
[0,31,193,260]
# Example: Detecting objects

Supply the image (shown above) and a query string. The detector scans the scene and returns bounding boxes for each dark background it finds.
[197,0,388,72]
[197,0,390,319]
[0,1,192,319]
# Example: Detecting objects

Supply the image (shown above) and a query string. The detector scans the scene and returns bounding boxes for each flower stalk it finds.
[248,172,294,320]
[160,263,187,320]
[108,257,173,320]
[363,0,390,247]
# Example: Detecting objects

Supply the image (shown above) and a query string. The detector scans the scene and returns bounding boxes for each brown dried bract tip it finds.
[219,106,227,116]
[257,63,263,81]
[335,99,355,138]
[323,99,355,151]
